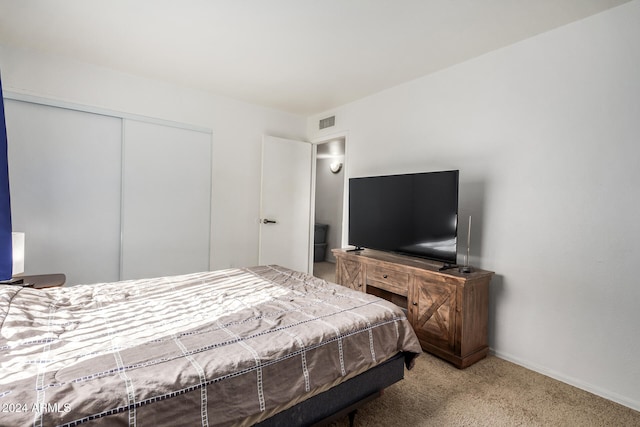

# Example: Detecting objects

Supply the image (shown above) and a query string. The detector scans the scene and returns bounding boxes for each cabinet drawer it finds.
[366,266,409,296]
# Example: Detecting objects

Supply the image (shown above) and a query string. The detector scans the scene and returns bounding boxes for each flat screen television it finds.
[348,170,459,265]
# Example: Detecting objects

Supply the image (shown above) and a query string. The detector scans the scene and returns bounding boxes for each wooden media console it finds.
[333,248,494,369]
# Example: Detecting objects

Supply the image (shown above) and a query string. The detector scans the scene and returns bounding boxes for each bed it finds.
[0,265,422,426]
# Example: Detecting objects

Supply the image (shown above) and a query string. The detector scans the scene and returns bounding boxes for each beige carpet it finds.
[314,261,640,426]
[327,353,640,426]
[313,261,336,282]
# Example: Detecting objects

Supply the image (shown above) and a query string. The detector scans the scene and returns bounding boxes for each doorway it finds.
[259,135,313,273]
[312,137,345,282]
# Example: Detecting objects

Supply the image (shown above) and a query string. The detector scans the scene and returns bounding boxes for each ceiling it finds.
[0,0,631,115]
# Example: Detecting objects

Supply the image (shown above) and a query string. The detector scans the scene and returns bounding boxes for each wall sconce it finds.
[330,162,343,174]
[12,232,24,276]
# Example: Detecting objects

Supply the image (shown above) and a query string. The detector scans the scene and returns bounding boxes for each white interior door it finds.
[6,100,122,285]
[259,135,313,273]
[121,120,212,280]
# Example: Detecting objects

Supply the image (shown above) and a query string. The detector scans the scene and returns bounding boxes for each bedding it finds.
[0,265,421,427]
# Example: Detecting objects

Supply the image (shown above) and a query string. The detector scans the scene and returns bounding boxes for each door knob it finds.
[262,219,277,224]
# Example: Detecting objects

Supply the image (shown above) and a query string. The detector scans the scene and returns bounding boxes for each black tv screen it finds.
[348,170,459,264]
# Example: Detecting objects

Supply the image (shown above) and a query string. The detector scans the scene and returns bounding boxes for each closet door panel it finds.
[121,120,211,280]
[5,100,122,285]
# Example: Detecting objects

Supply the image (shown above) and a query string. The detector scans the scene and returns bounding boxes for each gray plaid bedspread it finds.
[0,265,421,426]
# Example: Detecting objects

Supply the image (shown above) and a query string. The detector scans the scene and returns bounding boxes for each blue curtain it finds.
[0,74,13,280]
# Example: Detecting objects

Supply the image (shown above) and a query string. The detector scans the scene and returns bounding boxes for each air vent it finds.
[319,116,335,130]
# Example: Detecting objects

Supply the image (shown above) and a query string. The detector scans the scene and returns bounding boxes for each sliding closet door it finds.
[121,120,211,280]
[5,100,122,285]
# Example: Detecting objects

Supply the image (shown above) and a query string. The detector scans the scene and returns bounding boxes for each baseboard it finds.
[489,348,640,413]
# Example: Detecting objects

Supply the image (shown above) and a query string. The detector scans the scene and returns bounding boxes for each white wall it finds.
[0,44,307,271]
[308,1,640,411]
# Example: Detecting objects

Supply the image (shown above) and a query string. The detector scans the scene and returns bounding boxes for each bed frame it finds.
[256,352,407,427]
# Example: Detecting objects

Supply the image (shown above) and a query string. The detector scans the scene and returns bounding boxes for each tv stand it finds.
[332,248,494,369]
[346,246,364,252]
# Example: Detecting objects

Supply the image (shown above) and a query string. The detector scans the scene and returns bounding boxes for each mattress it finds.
[0,265,422,426]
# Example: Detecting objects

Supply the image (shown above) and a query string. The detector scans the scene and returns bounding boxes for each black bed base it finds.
[255,352,407,427]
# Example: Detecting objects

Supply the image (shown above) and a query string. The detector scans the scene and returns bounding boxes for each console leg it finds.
[348,409,357,427]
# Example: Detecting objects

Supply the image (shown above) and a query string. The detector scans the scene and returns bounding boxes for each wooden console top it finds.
[332,248,493,280]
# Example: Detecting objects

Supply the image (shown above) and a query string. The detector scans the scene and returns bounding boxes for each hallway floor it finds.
[313,261,336,283]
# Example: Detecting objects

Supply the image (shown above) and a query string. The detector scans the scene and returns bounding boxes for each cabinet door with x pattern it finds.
[410,275,458,353]
[335,257,365,292]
